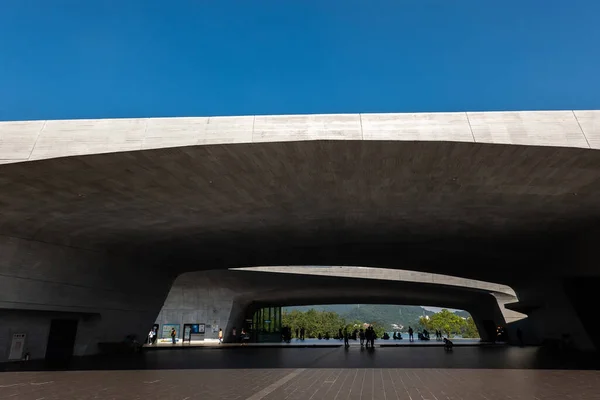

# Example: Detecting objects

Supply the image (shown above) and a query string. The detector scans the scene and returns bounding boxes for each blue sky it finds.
[1,0,599,121]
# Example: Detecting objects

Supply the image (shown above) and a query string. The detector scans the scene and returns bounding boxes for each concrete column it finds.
[224,299,253,343]
[465,293,507,343]
[513,279,595,351]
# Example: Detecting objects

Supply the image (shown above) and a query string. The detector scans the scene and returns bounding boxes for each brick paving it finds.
[261,368,600,400]
[0,369,293,399]
[1,347,600,399]
[1,368,599,399]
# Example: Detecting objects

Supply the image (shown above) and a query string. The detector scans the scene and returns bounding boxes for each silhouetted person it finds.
[393,332,397,340]
[517,328,524,347]
[170,328,177,344]
[408,327,414,342]
[300,327,305,340]
[282,327,291,343]
[338,328,343,341]
[344,328,349,347]
[443,337,453,351]
[368,326,375,348]
[359,329,365,347]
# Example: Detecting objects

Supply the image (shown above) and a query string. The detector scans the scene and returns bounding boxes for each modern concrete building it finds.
[1,110,599,361]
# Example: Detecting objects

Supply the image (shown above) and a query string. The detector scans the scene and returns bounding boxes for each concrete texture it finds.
[0,236,175,361]
[234,266,516,295]
[1,110,600,165]
[233,266,525,325]
[1,111,600,357]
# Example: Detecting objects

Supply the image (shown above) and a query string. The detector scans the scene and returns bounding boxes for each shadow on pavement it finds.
[2,345,599,372]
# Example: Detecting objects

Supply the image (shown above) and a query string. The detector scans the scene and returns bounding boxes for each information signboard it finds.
[8,333,26,360]
[162,324,180,339]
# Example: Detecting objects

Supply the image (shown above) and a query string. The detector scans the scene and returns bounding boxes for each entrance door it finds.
[482,320,497,342]
[45,319,78,362]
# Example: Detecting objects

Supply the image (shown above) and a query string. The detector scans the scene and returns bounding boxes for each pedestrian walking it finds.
[148,329,155,345]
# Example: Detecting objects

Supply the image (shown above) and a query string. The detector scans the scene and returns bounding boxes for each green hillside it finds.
[284,304,445,331]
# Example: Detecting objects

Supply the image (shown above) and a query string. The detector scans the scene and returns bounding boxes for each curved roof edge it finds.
[233,266,526,323]
[232,266,516,297]
[1,110,599,164]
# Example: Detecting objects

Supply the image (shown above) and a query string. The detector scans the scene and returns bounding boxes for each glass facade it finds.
[252,306,282,342]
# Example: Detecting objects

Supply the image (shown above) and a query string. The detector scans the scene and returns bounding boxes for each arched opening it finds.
[151,265,526,346]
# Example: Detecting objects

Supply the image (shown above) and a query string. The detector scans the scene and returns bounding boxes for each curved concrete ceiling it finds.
[232,266,525,323]
[233,266,516,296]
[1,111,600,286]
[177,270,502,318]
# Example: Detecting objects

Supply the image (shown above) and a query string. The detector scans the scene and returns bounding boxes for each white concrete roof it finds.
[233,266,526,323]
[1,110,599,164]
[233,266,516,297]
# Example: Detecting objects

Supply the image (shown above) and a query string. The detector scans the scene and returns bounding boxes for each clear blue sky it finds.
[1,0,599,121]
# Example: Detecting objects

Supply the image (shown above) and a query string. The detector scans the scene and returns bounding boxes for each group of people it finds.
[294,327,306,340]
[358,326,377,348]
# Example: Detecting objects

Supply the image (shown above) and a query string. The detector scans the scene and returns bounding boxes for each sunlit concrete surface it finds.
[1,110,599,164]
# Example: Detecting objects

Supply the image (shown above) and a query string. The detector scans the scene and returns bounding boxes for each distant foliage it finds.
[285,304,435,331]
[282,309,386,338]
[419,309,480,338]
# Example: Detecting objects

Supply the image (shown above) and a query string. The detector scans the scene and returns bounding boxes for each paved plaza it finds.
[1,346,599,399]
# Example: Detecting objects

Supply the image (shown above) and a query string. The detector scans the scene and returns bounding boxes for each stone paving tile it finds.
[261,369,600,400]
[0,369,292,400]
[1,368,599,399]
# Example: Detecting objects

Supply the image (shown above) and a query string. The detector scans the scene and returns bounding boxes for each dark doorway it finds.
[564,278,600,345]
[45,319,78,362]
[482,320,497,342]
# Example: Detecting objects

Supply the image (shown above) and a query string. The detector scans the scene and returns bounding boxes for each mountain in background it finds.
[283,304,469,331]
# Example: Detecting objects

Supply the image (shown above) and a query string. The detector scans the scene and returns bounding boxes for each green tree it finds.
[428,309,466,337]
[419,316,432,331]
[461,316,480,338]
[282,308,346,338]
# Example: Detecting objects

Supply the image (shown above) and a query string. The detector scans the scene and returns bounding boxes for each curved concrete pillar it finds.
[511,279,595,351]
